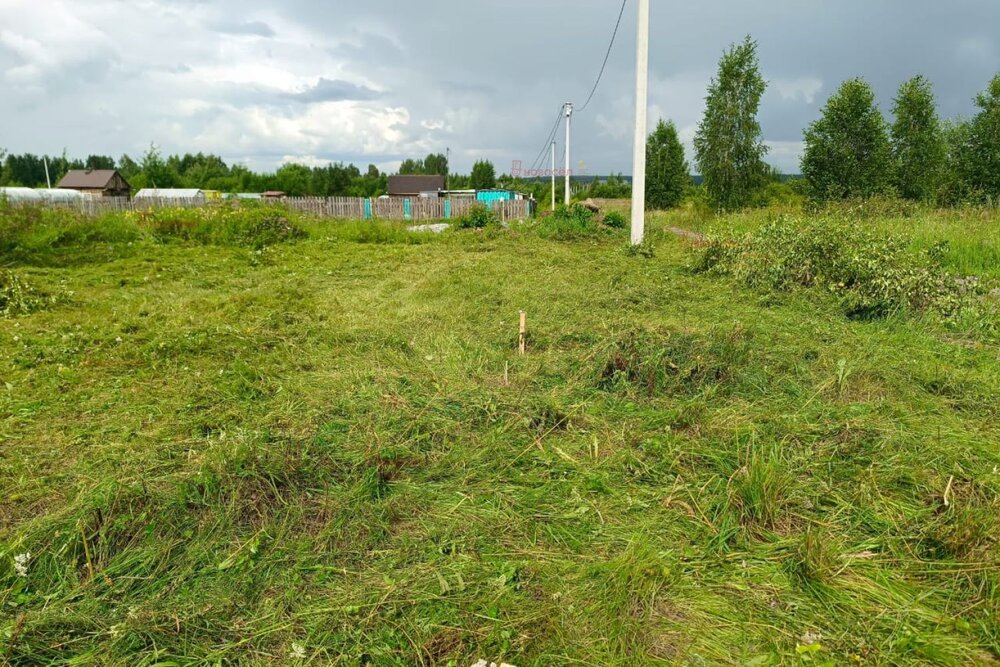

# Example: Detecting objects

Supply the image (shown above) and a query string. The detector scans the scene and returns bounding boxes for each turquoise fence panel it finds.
[404,198,412,220]
[475,190,515,209]
[444,199,452,219]
[363,198,372,219]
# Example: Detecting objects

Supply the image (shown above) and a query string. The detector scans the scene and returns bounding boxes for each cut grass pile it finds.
[656,201,1000,281]
[1,205,999,665]
[695,218,999,338]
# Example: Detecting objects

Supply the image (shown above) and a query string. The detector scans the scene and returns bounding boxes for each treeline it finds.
[0,148,510,197]
[663,36,1000,211]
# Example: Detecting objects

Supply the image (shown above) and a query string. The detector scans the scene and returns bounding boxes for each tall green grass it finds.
[1,204,998,665]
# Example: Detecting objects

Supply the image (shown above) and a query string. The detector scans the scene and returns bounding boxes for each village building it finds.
[57,169,131,198]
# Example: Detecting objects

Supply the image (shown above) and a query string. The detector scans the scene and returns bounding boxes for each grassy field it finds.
[1,204,999,665]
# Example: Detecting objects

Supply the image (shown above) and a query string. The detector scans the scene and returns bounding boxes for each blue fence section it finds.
[476,190,516,208]
[363,198,372,220]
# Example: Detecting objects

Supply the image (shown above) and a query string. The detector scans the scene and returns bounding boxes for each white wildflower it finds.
[115,336,123,343]
[289,643,307,660]
[13,552,30,577]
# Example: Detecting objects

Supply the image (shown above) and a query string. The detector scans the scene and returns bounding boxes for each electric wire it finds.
[524,0,628,177]
[527,106,565,174]
[577,0,629,113]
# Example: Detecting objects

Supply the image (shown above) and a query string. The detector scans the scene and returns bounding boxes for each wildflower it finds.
[13,551,30,577]
[289,643,307,660]
[115,336,123,343]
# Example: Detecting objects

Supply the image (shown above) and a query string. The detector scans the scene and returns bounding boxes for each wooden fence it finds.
[11,196,534,222]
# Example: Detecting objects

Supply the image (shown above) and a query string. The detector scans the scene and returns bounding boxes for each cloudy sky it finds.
[1,0,998,175]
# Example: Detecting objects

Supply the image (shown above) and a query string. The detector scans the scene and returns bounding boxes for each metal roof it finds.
[57,169,121,189]
[388,175,445,196]
[134,188,205,198]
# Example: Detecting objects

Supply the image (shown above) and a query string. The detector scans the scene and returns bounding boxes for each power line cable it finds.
[527,106,564,174]
[523,0,628,178]
[577,0,629,113]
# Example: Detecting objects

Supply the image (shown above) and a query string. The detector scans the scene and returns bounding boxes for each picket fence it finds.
[18,195,535,222]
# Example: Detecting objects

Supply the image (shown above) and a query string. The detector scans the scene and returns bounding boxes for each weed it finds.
[0,271,56,317]
[727,442,795,533]
[535,203,603,240]
[697,216,986,320]
[603,210,627,229]
[455,203,500,229]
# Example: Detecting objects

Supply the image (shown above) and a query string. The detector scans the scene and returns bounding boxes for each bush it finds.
[696,217,970,319]
[455,204,500,229]
[602,211,627,229]
[139,205,307,248]
[536,204,601,240]
[233,213,307,249]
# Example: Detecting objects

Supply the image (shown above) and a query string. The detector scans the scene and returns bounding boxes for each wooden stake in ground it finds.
[518,311,527,355]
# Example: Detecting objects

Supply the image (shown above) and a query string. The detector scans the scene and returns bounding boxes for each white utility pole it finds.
[43,158,52,189]
[550,140,556,211]
[630,0,650,245]
[564,102,573,206]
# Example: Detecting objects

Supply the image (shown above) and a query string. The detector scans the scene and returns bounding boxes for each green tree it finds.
[938,119,975,204]
[138,144,181,189]
[890,76,945,201]
[273,163,313,196]
[399,158,424,175]
[959,74,1000,200]
[469,160,497,190]
[85,155,116,170]
[423,153,449,176]
[694,36,769,211]
[646,119,690,209]
[801,78,893,200]
[118,154,141,181]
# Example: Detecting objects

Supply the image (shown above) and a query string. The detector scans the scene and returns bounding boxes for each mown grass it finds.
[1,205,999,665]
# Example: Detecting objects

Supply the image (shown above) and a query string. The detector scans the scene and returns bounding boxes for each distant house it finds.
[388,175,445,197]
[57,169,131,198]
[134,188,206,202]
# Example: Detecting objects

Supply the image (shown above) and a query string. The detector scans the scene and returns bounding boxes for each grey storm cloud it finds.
[285,77,382,103]
[1,0,999,174]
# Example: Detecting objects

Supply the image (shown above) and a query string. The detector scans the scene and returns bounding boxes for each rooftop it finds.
[57,169,123,189]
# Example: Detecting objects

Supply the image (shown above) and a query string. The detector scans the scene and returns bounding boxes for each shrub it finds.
[696,217,969,319]
[536,204,601,240]
[602,210,627,229]
[139,206,307,248]
[233,212,307,249]
[455,204,500,229]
